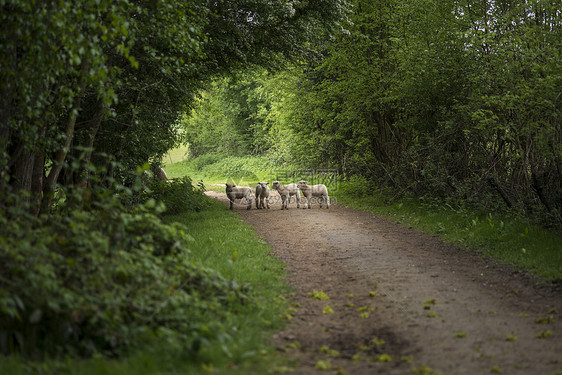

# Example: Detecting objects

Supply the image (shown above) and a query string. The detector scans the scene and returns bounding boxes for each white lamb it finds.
[255,182,271,209]
[297,180,330,209]
[272,181,301,210]
[225,183,252,210]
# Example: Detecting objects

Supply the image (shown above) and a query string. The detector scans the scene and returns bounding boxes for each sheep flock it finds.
[226,180,330,210]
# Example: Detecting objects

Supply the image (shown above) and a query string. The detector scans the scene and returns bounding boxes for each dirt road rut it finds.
[210,192,562,374]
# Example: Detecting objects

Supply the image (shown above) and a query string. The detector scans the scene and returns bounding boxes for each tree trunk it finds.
[40,61,90,214]
[77,99,105,188]
[12,146,34,197]
[30,126,47,217]
[0,126,11,205]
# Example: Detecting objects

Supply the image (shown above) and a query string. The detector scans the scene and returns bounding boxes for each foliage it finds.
[0,194,252,358]
[289,0,561,225]
[182,72,277,158]
[0,198,291,374]
[181,78,258,157]
[181,68,309,166]
[337,175,377,199]
[182,0,562,227]
[139,176,208,215]
[1,0,350,215]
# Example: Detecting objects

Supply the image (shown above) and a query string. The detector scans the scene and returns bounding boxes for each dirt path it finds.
[208,191,562,375]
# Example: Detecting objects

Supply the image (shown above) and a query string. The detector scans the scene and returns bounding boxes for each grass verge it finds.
[0,197,293,375]
[337,184,562,281]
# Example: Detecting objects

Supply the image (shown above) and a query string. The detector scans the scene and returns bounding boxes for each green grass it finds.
[162,199,293,373]
[1,197,293,375]
[163,145,190,165]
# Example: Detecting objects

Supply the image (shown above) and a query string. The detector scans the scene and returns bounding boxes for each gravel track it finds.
[208,191,562,375]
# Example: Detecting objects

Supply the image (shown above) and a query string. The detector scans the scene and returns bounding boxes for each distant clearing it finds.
[163,145,190,165]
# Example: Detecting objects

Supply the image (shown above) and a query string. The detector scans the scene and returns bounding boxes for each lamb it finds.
[255,182,271,209]
[272,181,301,210]
[225,183,252,210]
[297,180,330,209]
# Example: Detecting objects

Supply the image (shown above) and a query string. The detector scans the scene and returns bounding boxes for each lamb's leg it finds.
[319,196,323,208]
[281,195,287,210]
[326,195,330,209]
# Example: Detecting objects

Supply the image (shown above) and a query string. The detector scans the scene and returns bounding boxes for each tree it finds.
[0,0,350,214]
[182,0,561,225]
[294,0,561,222]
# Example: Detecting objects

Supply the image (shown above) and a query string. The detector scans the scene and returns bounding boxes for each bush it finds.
[0,197,251,358]
[142,176,208,215]
[339,175,377,198]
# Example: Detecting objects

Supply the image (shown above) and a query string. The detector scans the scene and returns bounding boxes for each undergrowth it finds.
[0,159,292,374]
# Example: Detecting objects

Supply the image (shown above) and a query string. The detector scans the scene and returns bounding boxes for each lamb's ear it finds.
[264,182,269,185]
